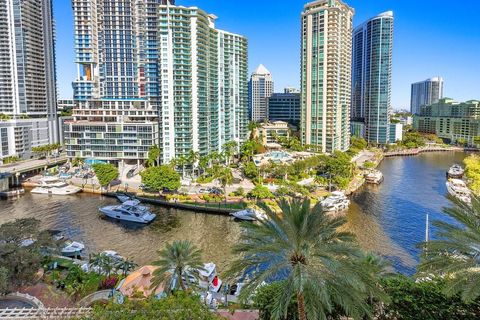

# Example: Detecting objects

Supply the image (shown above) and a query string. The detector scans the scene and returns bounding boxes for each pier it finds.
[384,146,464,157]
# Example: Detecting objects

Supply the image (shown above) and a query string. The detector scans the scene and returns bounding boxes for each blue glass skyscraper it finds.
[351,11,394,145]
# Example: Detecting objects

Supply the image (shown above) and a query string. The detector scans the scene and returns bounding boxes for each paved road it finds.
[0,156,68,174]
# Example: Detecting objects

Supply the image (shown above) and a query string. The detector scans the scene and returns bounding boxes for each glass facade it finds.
[351,11,394,145]
[67,1,248,163]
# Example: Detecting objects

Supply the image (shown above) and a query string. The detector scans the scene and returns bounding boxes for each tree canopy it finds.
[92,163,119,187]
[82,291,221,320]
[0,218,57,291]
[464,154,480,195]
[140,165,181,192]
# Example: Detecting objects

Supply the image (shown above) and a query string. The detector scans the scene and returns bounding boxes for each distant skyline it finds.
[53,0,480,109]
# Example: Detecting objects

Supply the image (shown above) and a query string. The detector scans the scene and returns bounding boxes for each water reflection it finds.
[0,152,469,274]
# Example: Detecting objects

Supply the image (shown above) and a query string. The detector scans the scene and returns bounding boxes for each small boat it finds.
[447,164,465,179]
[365,169,384,184]
[31,177,82,195]
[198,263,223,293]
[446,179,471,204]
[101,250,124,262]
[61,241,85,257]
[99,200,156,224]
[321,191,350,213]
[116,193,133,203]
[231,208,267,221]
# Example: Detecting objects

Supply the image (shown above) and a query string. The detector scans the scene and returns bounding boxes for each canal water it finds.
[0,152,469,274]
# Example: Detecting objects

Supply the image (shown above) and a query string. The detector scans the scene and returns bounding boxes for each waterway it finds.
[0,152,470,274]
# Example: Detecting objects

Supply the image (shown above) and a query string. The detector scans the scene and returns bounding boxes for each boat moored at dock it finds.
[365,169,384,184]
[446,179,471,204]
[230,208,267,221]
[99,200,156,224]
[31,177,82,195]
[447,164,465,179]
[321,191,350,213]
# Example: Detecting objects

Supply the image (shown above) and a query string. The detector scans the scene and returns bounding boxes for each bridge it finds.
[0,156,68,175]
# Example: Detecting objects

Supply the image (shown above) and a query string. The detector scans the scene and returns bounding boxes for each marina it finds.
[0,152,472,275]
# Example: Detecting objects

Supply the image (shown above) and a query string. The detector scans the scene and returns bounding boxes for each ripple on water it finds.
[0,152,470,275]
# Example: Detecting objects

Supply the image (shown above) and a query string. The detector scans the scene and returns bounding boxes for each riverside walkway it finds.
[384,146,464,157]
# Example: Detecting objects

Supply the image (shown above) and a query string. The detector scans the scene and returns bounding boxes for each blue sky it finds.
[54,0,480,109]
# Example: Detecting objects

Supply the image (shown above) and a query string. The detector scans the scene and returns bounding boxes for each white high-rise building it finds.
[65,1,248,164]
[410,77,444,115]
[301,0,354,153]
[249,64,274,122]
[0,0,58,161]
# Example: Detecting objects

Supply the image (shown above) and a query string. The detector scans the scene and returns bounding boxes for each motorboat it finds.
[116,193,133,203]
[31,177,82,195]
[365,169,384,184]
[61,241,85,257]
[101,250,124,262]
[198,262,223,293]
[447,164,465,179]
[446,179,471,204]
[231,208,267,221]
[99,200,156,224]
[321,191,350,213]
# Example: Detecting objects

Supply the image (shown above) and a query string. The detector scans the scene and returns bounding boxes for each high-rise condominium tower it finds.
[65,1,248,164]
[0,0,58,161]
[249,64,273,122]
[351,11,394,145]
[301,0,354,153]
[410,77,444,115]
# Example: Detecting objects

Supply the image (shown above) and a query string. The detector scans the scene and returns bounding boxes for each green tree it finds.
[243,161,259,180]
[140,165,181,192]
[187,150,200,177]
[222,141,238,166]
[92,163,119,188]
[464,154,480,195]
[378,276,480,320]
[151,240,205,292]
[240,140,258,162]
[0,218,56,286]
[0,267,10,295]
[147,145,160,167]
[418,197,480,302]
[117,258,138,277]
[216,167,233,202]
[225,198,383,320]
[174,155,188,179]
[248,185,274,200]
[84,291,221,320]
[72,157,84,167]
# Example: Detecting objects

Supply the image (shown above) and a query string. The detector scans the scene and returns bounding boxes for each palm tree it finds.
[222,141,238,166]
[418,197,480,302]
[225,198,383,320]
[117,258,138,277]
[187,150,200,177]
[175,156,188,180]
[151,240,205,293]
[90,253,116,276]
[216,167,233,202]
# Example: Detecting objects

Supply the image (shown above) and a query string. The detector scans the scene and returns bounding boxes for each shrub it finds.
[100,276,119,290]
[248,185,274,199]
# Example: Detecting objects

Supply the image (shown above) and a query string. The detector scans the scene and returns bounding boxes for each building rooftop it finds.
[253,64,271,75]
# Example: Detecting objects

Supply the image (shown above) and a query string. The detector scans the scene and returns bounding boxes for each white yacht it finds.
[231,208,267,221]
[99,200,156,224]
[365,170,384,184]
[321,191,350,213]
[198,263,223,293]
[31,177,82,195]
[116,193,132,203]
[61,241,85,257]
[446,179,471,204]
[447,164,465,179]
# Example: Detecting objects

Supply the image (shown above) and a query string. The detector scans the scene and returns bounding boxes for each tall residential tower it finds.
[65,1,248,164]
[351,11,394,145]
[0,0,58,161]
[249,64,273,122]
[410,77,444,115]
[301,0,354,153]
